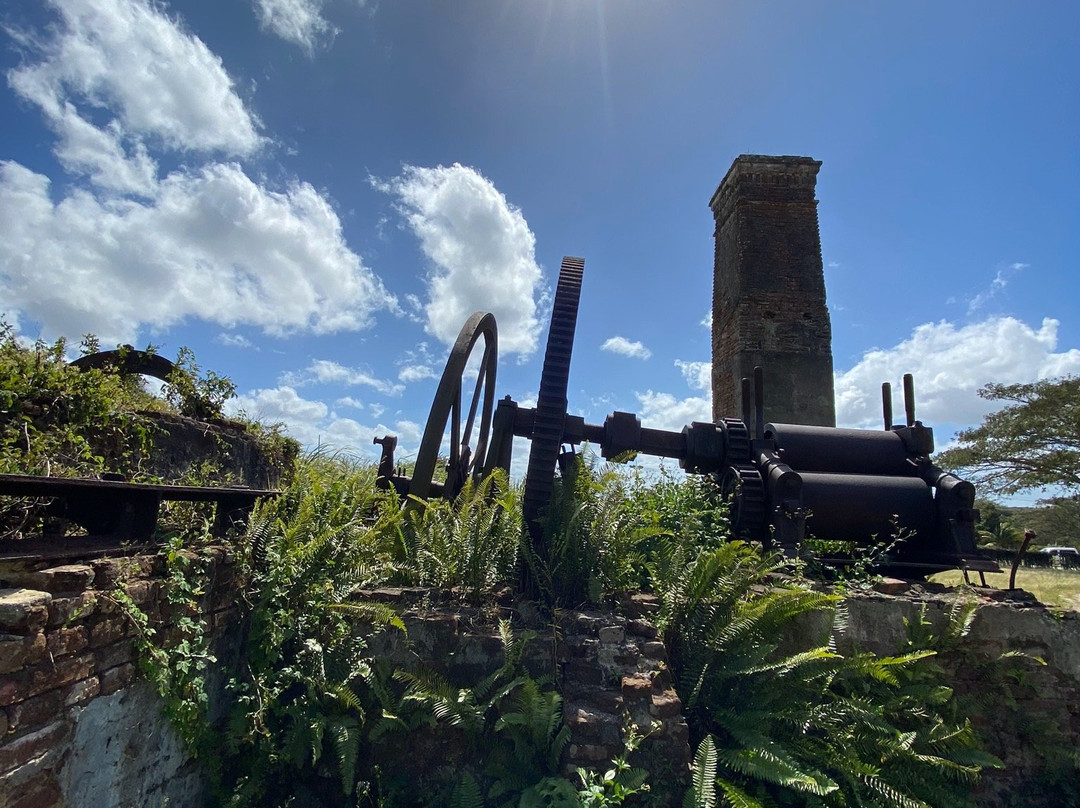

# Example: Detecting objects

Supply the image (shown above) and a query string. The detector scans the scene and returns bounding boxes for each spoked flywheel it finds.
[409,312,498,500]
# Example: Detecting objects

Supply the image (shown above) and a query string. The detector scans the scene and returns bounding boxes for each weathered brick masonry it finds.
[710,155,836,426]
[2,557,1079,807]
[0,549,240,808]
[361,589,692,807]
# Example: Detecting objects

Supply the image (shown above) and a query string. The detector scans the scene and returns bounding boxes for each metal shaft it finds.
[903,373,916,426]
[754,366,765,440]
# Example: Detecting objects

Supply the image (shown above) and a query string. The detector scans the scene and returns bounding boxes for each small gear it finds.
[722,417,751,464]
[721,464,767,544]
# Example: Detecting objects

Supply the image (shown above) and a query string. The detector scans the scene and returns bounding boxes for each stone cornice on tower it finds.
[709,155,822,230]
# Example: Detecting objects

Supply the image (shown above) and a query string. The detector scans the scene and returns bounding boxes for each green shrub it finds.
[0,324,158,479]
[221,454,405,805]
[401,471,521,598]
[655,541,998,808]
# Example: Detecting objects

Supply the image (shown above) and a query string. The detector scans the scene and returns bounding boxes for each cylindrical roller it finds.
[764,423,917,476]
[798,473,934,546]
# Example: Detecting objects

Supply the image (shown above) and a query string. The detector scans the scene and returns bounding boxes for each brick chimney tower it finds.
[709,155,836,426]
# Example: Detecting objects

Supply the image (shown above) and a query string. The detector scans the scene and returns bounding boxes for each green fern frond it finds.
[859,773,933,808]
[685,735,718,808]
[329,715,361,795]
[450,771,485,808]
[715,778,765,808]
[325,600,405,631]
[718,742,837,796]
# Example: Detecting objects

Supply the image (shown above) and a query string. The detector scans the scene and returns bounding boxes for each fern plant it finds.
[221,454,405,806]
[400,470,521,599]
[655,540,997,808]
[531,454,661,607]
[390,620,574,807]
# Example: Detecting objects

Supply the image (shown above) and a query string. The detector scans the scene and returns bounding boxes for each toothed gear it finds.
[722,417,751,464]
[721,464,767,544]
[523,257,585,544]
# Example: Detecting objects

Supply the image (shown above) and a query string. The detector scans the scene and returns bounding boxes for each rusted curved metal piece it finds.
[409,312,498,501]
[70,347,176,382]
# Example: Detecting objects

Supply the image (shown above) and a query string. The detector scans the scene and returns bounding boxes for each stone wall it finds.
[0,549,240,808]
[3,556,1079,807]
[362,589,692,806]
[137,412,292,490]
[801,584,1080,807]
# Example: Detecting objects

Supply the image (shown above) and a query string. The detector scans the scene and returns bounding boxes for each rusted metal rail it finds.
[0,474,277,560]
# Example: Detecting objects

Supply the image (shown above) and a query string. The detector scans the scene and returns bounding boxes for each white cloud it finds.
[379,163,544,357]
[601,336,651,360]
[229,384,421,459]
[635,390,711,433]
[0,0,395,345]
[282,359,404,396]
[252,0,337,54]
[403,293,424,323]
[835,316,1080,429]
[393,342,441,384]
[0,161,397,343]
[967,262,1027,314]
[8,0,263,159]
[233,385,328,424]
[399,364,438,383]
[217,332,254,349]
[47,106,159,195]
[675,360,711,392]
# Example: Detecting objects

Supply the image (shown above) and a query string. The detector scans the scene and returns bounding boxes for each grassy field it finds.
[930,567,1080,611]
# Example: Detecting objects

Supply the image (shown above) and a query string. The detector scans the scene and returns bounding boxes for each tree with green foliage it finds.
[973,499,1025,549]
[936,377,1080,496]
[1012,496,1080,548]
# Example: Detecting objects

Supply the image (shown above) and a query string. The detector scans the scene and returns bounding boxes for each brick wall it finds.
[0,549,240,808]
[2,559,1078,807]
[710,154,836,426]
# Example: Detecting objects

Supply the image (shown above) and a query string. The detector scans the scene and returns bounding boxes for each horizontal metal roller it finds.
[799,473,934,546]
[764,423,917,476]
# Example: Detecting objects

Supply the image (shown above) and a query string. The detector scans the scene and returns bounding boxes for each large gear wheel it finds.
[522,257,585,553]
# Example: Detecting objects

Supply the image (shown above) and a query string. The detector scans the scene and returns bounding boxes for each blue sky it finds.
[1,0,1077,504]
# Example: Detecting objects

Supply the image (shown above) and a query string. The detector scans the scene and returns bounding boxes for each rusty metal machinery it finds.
[70,347,177,380]
[375,256,995,577]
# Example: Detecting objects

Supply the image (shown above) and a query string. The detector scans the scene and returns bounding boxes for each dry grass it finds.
[930,566,1080,611]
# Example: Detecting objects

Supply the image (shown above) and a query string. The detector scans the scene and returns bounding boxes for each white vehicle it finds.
[1037,546,1080,557]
